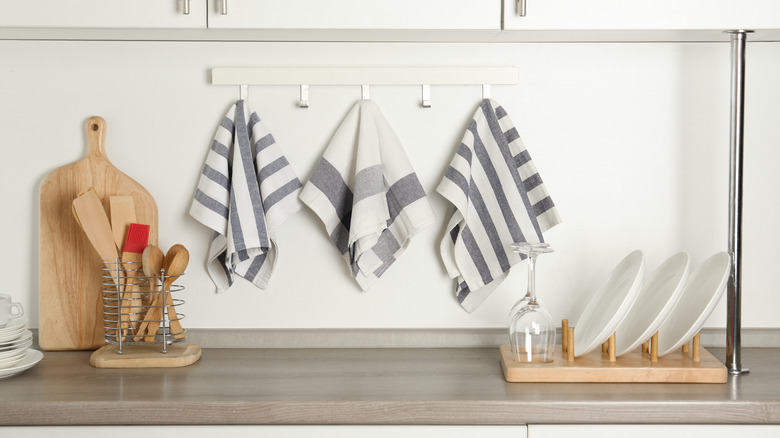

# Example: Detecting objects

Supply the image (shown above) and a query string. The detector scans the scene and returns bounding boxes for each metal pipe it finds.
[725,29,751,375]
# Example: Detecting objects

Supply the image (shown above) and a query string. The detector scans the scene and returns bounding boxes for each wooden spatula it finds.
[109,196,136,251]
[109,196,137,340]
[72,188,120,340]
[72,188,119,265]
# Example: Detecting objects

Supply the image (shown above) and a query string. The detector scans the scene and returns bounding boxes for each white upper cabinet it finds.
[206,0,500,31]
[0,0,206,28]
[503,0,780,31]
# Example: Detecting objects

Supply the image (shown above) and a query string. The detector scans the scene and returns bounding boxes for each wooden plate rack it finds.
[500,319,728,383]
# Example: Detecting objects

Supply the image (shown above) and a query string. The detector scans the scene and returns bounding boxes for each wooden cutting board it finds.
[39,116,158,350]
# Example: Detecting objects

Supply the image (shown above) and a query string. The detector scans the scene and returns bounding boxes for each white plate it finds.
[573,250,645,357]
[657,252,731,356]
[0,338,32,360]
[0,330,32,349]
[0,317,27,332]
[0,350,26,369]
[0,326,27,343]
[614,252,690,356]
[0,349,43,379]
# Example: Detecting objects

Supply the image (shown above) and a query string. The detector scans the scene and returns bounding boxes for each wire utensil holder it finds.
[101,258,187,354]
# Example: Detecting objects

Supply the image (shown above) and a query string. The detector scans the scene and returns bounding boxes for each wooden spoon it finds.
[142,245,164,280]
[163,244,189,291]
[137,244,188,342]
[141,244,164,310]
[133,245,163,341]
[160,244,189,340]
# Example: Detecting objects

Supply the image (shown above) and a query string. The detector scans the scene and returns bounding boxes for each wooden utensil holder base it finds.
[89,342,201,368]
[500,319,727,383]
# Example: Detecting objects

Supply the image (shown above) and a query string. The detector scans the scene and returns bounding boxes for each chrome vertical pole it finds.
[725,29,751,375]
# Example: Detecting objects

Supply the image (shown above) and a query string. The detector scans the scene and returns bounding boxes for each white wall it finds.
[2,40,778,331]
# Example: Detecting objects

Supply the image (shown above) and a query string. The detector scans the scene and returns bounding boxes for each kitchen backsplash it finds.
[3,40,779,331]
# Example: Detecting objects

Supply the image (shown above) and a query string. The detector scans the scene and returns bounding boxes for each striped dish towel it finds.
[300,100,436,290]
[190,100,303,292]
[437,99,562,313]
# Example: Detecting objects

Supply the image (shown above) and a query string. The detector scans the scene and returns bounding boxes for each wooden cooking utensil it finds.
[109,196,136,251]
[72,188,123,340]
[117,223,150,340]
[39,116,158,350]
[141,244,164,303]
[134,245,163,341]
[72,188,118,264]
[136,244,188,342]
[161,244,189,340]
[109,196,138,339]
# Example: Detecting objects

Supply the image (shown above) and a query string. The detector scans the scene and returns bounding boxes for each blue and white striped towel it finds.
[437,99,562,312]
[300,100,436,290]
[190,100,303,293]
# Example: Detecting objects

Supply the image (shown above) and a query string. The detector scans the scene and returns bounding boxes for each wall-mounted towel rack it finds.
[210,67,519,108]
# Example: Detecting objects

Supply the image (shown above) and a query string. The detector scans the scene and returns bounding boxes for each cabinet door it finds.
[207,0,500,30]
[528,425,780,438]
[503,0,780,30]
[0,426,527,438]
[0,0,206,28]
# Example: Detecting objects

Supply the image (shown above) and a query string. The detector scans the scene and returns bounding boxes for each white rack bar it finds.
[211,67,518,86]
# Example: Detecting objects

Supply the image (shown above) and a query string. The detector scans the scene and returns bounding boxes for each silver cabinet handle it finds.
[517,0,526,17]
[183,0,190,15]
[221,0,228,15]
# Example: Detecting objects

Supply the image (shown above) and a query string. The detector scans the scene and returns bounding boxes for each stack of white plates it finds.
[0,318,43,379]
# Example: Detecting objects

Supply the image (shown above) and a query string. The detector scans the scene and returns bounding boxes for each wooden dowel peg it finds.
[561,319,569,352]
[650,332,659,362]
[602,341,608,353]
[608,332,616,362]
[567,327,575,362]
[642,340,649,353]
[693,332,701,362]
[683,342,690,353]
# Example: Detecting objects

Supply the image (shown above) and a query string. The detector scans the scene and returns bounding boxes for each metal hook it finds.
[299,85,309,108]
[361,84,370,100]
[239,84,248,101]
[421,84,431,108]
[482,84,491,100]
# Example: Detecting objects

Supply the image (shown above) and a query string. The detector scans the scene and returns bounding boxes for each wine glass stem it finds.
[527,253,537,303]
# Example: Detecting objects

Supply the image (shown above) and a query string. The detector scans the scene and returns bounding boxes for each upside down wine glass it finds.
[508,242,556,363]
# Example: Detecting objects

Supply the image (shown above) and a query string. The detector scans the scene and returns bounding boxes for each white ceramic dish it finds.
[0,317,27,332]
[0,338,32,360]
[0,350,26,369]
[0,330,32,349]
[0,349,43,379]
[614,252,690,356]
[0,326,27,343]
[573,250,645,357]
[656,251,731,357]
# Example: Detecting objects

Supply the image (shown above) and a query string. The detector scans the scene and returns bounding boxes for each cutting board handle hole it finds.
[91,124,99,131]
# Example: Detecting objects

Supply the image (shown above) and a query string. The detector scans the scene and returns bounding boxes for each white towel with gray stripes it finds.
[300,100,436,290]
[190,100,303,293]
[437,99,562,313]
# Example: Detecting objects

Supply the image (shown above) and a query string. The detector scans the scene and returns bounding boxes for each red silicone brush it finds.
[119,223,150,339]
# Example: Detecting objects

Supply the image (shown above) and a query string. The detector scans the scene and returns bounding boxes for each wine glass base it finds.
[512,357,555,364]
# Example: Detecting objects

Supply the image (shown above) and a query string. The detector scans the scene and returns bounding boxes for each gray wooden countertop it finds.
[0,347,778,426]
